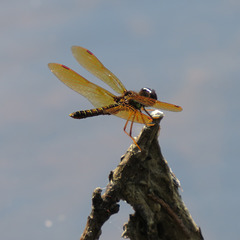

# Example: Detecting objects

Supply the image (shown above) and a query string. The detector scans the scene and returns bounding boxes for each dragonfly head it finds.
[139,88,158,100]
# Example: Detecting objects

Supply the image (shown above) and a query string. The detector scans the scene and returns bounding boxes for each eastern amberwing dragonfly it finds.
[48,46,182,150]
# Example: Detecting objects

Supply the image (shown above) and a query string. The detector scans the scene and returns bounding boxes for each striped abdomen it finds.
[69,104,119,119]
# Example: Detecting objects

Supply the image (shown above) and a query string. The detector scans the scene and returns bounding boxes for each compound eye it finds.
[150,89,157,100]
[139,88,157,100]
[139,88,151,97]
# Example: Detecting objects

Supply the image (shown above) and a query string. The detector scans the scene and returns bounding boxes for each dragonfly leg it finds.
[123,111,132,133]
[129,111,136,137]
[145,108,155,112]
[123,111,141,151]
[141,108,155,127]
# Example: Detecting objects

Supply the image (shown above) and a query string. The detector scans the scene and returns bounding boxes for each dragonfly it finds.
[48,46,182,150]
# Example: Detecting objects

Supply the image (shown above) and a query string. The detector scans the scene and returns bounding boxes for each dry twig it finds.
[80,112,204,240]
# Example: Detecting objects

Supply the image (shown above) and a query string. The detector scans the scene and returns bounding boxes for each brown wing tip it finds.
[175,105,183,112]
[61,64,70,70]
[71,45,93,55]
[48,63,54,69]
[86,49,94,55]
[48,63,70,71]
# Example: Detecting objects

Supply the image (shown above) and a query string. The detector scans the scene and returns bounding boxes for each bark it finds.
[80,112,204,240]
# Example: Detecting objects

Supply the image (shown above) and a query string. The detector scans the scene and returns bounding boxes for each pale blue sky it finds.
[1,1,240,239]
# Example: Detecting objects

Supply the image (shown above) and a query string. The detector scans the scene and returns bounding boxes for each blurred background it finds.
[1,1,240,239]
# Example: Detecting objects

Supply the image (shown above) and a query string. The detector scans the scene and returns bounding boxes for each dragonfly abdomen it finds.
[69,104,118,119]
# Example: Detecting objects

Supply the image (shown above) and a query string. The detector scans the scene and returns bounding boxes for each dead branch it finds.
[80,113,204,240]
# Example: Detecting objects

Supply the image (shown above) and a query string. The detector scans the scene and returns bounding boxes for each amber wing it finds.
[71,46,126,94]
[48,63,116,108]
[105,104,152,124]
[48,63,151,123]
[129,93,183,112]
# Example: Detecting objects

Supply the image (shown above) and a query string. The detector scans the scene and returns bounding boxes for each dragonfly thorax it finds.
[139,88,157,100]
[119,89,158,110]
[128,99,142,110]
